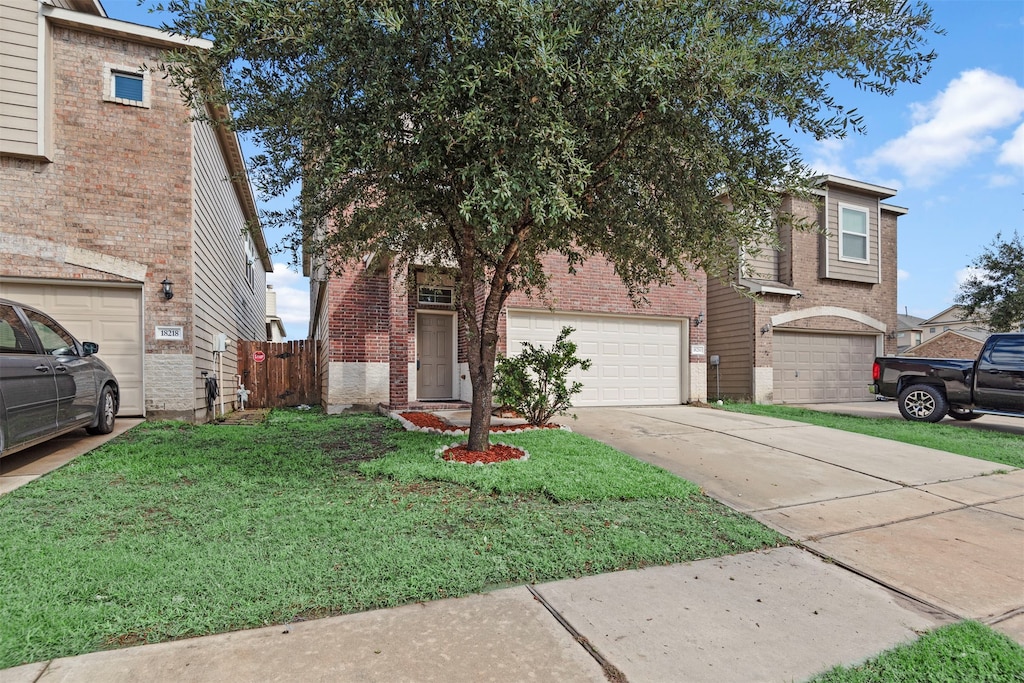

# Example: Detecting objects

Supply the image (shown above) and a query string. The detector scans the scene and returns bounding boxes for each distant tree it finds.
[161,0,940,451]
[955,232,1024,332]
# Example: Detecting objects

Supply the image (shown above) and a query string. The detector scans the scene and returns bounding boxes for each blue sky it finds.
[105,0,1023,333]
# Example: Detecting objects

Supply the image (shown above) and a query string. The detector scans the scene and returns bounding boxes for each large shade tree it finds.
[955,232,1024,332]
[161,0,939,451]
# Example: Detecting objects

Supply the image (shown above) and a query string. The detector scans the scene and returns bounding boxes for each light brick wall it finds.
[144,353,194,419]
[902,334,983,359]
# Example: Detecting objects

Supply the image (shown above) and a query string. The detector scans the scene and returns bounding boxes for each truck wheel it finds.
[87,386,116,435]
[898,384,948,423]
[947,407,982,421]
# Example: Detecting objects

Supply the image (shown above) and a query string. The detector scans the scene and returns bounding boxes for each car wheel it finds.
[87,385,116,435]
[897,384,948,423]
[947,407,982,421]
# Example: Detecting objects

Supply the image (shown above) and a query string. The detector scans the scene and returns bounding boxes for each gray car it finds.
[0,298,120,458]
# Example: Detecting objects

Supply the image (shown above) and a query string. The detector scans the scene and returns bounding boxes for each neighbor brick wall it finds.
[0,25,194,354]
[902,334,983,359]
[750,197,898,367]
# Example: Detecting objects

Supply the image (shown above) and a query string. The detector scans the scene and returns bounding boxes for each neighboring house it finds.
[706,175,905,404]
[916,305,990,346]
[895,313,924,354]
[308,251,707,413]
[265,285,286,341]
[0,0,272,421]
[901,327,989,359]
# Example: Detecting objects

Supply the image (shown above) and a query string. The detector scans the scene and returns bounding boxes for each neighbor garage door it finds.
[772,331,876,404]
[0,282,144,415]
[506,310,685,406]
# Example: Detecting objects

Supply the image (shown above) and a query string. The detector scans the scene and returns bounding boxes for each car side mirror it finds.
[82,341,99,356]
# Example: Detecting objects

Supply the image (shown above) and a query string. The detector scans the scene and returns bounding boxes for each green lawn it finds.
[0,409,786,669]
[808,620,1024,682]
[718,403,1024,469]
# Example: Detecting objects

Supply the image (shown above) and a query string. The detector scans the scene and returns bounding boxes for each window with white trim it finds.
[418,286,453,305]
[244,237,257,292]
[838,204,869,262]
[103,64,151,108]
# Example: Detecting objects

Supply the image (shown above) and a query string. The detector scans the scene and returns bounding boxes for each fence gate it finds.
[237,340,319,409]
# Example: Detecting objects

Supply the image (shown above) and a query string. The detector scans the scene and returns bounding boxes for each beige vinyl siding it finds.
[820,187,880,283]
[0,0,40,156]
[705,277,754,400]
[191,117,267,417]
[741,239,778,281]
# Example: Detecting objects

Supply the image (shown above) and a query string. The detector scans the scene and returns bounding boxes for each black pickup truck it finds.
[870,332,1024,422]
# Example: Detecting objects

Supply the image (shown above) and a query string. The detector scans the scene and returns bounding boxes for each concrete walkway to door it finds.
[560,406,1024,643]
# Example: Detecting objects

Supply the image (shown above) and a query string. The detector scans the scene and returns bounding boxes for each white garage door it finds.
[773,331,876,404]
[0,282,144,415]
[506,310,685,406]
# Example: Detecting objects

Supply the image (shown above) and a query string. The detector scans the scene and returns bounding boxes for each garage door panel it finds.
[773,331,875,404]
[507,310,683,407]
[0,283,144,415]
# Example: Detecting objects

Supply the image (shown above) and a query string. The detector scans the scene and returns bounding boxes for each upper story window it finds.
[838,204,869,263]
[244,237,257,292]
[418,286,453,305]
[103,64,151,108]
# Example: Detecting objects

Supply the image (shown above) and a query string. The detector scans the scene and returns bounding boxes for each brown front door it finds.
[417,313,453,399]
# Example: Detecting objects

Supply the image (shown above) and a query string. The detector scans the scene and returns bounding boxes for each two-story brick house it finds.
[706,175,906,404]
[0,0,272,421]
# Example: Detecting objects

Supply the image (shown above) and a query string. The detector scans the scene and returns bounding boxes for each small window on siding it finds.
[839,205,869,263]
[244,238,257,292]
[418,286,453,305]
[103,64,150,108]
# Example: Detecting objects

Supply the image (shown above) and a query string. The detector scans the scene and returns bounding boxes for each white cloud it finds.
[897,269,910,282]
[865,69,1024,186]
[806,139,856,178]
[998,122,1024,170]
[955,266,988,288]
[988,173,1018,188]
[267,263,310,339]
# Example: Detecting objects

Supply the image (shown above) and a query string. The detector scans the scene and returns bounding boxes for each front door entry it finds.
[417,314,453,399]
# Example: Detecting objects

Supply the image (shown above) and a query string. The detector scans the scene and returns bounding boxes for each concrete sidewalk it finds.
[5,405,1022,682]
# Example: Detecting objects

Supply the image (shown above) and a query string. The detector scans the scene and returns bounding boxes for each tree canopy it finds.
[161,0,940,449]
[955,232,1024,332]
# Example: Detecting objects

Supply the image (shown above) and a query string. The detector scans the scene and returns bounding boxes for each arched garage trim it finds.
[771,306,886,332]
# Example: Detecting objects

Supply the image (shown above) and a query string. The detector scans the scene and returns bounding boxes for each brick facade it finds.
[0,27,195,354]
[902,332,985,359]
[317,251,706,410]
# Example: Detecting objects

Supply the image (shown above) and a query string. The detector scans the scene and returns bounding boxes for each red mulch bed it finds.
[440,443,527,465]
[399,411,557,433]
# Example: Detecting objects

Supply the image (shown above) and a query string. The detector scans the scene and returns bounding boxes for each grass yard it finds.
[808,620,1024,682]
[0,409,786,669]
[719,403,1024,469]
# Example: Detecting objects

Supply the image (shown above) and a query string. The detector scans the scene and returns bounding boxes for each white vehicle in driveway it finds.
[0,298,119,458]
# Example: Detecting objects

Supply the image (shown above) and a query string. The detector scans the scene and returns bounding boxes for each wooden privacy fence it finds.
[237,340,319,409]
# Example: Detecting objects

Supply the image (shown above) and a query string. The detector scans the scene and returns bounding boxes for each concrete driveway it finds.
[561,405,1024,643]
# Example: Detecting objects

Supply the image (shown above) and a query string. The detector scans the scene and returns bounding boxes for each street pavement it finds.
[3,405,1022,682]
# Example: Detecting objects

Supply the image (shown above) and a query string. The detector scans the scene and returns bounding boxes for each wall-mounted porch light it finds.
[760,323,771,335]
[693,312,704,326]
[161,278,174,300]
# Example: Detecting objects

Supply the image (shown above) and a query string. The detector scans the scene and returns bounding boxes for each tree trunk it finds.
[457,217,529,453]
